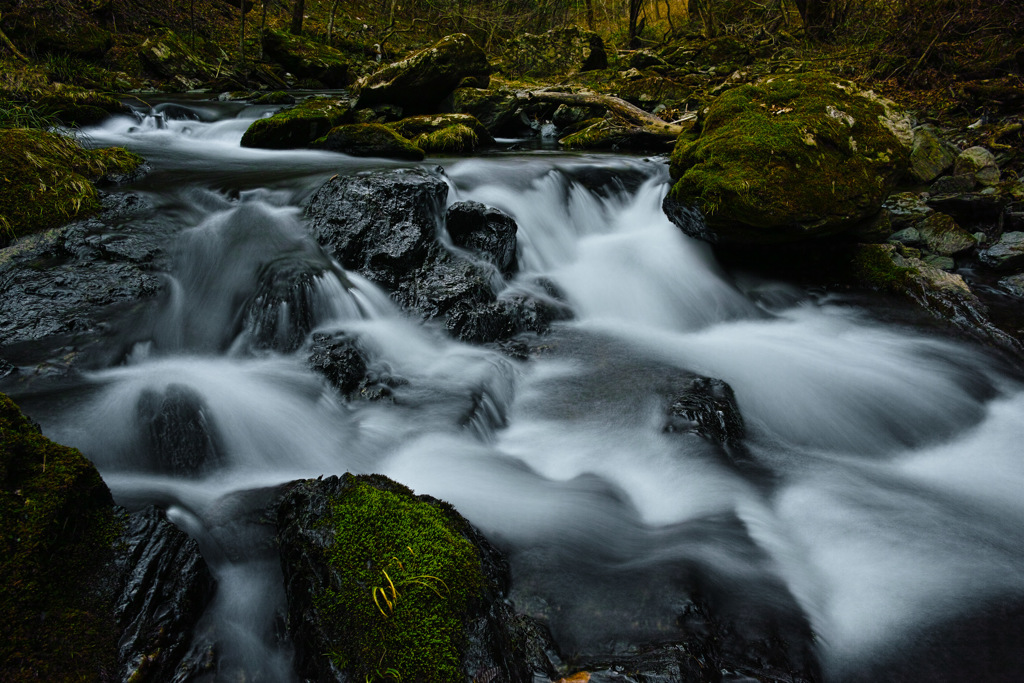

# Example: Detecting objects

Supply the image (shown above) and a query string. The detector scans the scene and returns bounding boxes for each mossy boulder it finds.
[277,474,518,682]
[0,393,120,679]
[452,86,522,136]
[0,128,143,243]
[355,34,490,114]
[312,123,424,160]
[499,26,607,78]
[261,29,353,88]
[664,73,912,247]
[915,213,977,256]
[560,118,675,152]
[240,97,352,149]
[389,114,494,153]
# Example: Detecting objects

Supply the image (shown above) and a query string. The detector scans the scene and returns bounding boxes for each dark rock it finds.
[253,91,296,105]
[446,294,572,345]
[312,123,424,160]
[929,173,977,195]
[446,201,519,275]
[452,87,525,137]
[927,191,1007,224]
[306,168,447,286]
[242,257,338,353]
[393,247,495,320]
[499,26,607,78]
[980,231,1024,271]
[276,473,546,682]
[664,376,745,448]
[113,507,216,683]
[664,73,911,247]
[889,226,924,247]
[136,384,225,476]
[954,145,1000,186]
[307,331,369,395]
[999,273,1024,297]
[389,113,496,153]
[355,34,491,114]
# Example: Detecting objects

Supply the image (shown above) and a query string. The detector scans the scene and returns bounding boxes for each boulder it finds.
[445,201,518,275]
[240,97,352,149]
[139,29,219,89]
[883,191,933,229]
[954,146,1000,186]
[242,257,342,352]
[663,73,912,247]
[452,87,524,137]
[135,384,225,476]
[1000,273,1024,297]
[355,34,490,114]
[261,29,352,88]
[312,123,424,160]
[308,331,408,401]
[499,26,607,78]
[663,376,745,449]
[980,231,1024,271]
[389,113,495,153]
[915,212,977,256]
[276,473,543,682]
[445,294,572,346]
[37,90,132,127]
[909,124,958,183]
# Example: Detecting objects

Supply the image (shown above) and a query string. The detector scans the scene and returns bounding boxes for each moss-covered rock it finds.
[499,26,607,78]
[664,72,912,247]
[312,123,424,160]
[915,212,977,256]
[389,113,494,153]
[37,89,131,127]
[240,97,352,149]
[452,86,522,136]
[0,128,143,243]
[253,90,297,105]
[0,393,120,679]
[277,474,495,682]
[355,34,490,114]
[138,29,219,90]
[261,29,353,88]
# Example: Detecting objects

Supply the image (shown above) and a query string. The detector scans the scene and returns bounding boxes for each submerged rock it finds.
[276,473,545,682]
[663,72,911,247]
[136,384,225,476]
[355,33,490,113]
[242,257,336,352]
[663,375,745,448]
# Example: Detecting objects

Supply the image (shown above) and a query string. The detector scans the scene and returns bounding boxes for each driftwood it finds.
[516,89,696,138]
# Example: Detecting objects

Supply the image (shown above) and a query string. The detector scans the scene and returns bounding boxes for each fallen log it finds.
[515,89,696,138]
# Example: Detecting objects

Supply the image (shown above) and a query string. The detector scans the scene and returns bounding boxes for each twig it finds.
[906,11,960,83]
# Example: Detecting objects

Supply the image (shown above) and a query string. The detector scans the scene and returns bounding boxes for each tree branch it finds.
[515,89,696,138]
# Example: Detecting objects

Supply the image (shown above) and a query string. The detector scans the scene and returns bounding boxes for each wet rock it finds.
[261,29,352,88]
[452,87,525,137]
[664,376,745,449]
[889,226,924,247]
[276,473,545,682]
[1000,273,1024,297]
[910,124,958,183]
[136,384,225,476]
[954,146,1001,186]
[980,231,1024,271]
[307,168,446,286]
[664,73,911,247]
[916,212,977,256]
[355,34,490,114]
[38,90,133,127]
[242,257,336,353]
[927,191,1006,224]
[446,201,518,275]
[113,507,216,683]
[851,243,1021,353]
[240,97,352,149]
[923,254,956,270]
[446,294,572,345]
[307,331,369,396]
[312,123,425,160]
[389,113,496,153]
[499,26,607,78]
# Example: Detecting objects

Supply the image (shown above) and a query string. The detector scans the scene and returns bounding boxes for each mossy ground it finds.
[317,474,485,683]
[0,393,121,681]
[0,128,143,243]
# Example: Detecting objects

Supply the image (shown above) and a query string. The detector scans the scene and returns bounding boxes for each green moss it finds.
[0,393,121,680]
[667,72,910,244]
[0,128,143,243]
[850,243,919,292]
[313,123,425,160]
[240,97,351,149]
[412,124,479,154]
[261,30,353,88]
[388,113,491,143]
[37,90,128,127]
[317,475,485,683]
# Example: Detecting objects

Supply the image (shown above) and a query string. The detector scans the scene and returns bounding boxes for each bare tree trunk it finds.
[259,0,267,59]
[328,0,341,45]
[239,0,246,70]
[585,0,595,30]
[290,0,305,35]
[628,0,645,47]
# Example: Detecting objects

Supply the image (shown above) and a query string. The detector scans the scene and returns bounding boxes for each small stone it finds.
[999,273,1024,297]
[954,146,1000,186]
[979,231,1024,271]
[916,212,977,255]
[889,226,923,246]
[884,192,933,229]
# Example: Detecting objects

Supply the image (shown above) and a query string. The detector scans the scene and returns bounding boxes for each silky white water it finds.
[21,100,1024,681]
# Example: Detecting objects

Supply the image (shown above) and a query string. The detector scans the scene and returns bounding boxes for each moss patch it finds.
[665,72,911,245]
[240,96,352,149]
[261,29,353,88]
[317,475,485,683]
[313,123,424,160]
[0,393,120,680]
[0,128,143,243]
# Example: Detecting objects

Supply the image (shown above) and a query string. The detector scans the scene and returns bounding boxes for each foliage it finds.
[0,393,121,681]
[317,475,485,683]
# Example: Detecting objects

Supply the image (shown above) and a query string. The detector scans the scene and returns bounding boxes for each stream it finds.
[9,98,1024,681]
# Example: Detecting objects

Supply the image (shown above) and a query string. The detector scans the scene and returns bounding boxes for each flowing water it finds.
[12,100,1024,680]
